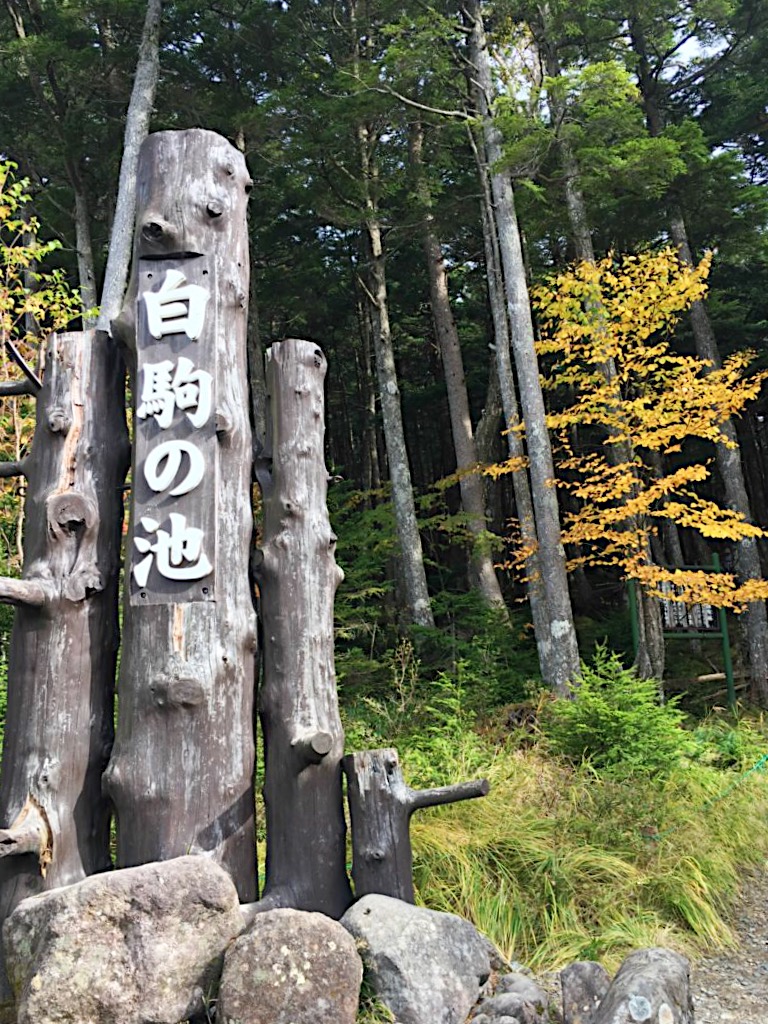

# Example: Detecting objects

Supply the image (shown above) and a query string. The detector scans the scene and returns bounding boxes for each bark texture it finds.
[254,339,353,918]
[0,329,128,1020]
[343,748,488,903]
[103,129,258,898]
[467,0,579,693]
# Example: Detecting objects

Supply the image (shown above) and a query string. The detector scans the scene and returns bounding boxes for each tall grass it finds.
[343,644,768,973]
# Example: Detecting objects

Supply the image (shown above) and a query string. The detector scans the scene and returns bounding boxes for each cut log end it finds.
[292,731,334,765]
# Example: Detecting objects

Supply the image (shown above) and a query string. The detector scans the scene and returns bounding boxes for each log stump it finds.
[254,338,352,918]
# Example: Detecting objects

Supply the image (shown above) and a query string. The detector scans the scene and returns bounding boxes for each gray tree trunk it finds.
[476,162,556,681]
[467,0,579,694]
[629,12,768,704]
[253,339,353,919]
[539,31,665,679]
[103,129,258,898]
[97,0,162,332]
[410,122,505,611]
[0,330,128,1020]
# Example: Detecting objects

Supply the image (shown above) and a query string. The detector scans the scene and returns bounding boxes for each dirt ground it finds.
[690,864,768,1023]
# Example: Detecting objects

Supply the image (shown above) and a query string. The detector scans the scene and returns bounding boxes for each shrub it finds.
[540,645,692,777]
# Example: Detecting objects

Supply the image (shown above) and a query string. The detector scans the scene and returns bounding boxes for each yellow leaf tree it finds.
[0,161,86,571]
[531,248,767,669]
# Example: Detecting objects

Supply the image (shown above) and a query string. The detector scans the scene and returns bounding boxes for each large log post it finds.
[344,748,489,902]
[103,130,258,899]
[254,338,353,918]
[0,330,128,1018]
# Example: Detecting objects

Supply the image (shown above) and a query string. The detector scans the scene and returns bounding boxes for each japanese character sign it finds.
[130,257,217,604]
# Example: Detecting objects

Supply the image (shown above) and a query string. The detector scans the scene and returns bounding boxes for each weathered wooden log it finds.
[253,338,353,918]
[343,748,489,902]
[102,129,258,900]
[0,329,128,1020]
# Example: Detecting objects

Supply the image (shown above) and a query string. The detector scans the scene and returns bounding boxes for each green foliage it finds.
[540,646,691,777]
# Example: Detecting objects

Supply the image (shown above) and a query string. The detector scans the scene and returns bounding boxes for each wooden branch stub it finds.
[0,460,26,479]
[292,731,334,766]
[0,578,49,608]
[0,798,53,877]
[0,380,36,398]
[344,748,489,903]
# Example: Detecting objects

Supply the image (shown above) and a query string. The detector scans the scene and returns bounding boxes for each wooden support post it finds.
[254,338,353,919]
[343,748,489,903]
[102,129,258,900]
[0,330,128,1021]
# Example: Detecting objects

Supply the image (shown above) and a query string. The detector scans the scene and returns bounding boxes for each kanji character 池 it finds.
[133,513,212,588]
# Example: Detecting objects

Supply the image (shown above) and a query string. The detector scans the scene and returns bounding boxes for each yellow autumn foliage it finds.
[498,248,768,610]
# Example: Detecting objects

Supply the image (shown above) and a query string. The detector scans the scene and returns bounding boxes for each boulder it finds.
[216,908,362,1024]
[341,893,490,1024]
[560,961,611,1024]
[592,948,693,1024]
[3,856,243,1024]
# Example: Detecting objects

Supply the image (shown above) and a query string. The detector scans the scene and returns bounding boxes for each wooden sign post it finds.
[103,129,258,900]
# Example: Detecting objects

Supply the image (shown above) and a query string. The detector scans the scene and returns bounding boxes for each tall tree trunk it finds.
[409,121,505,611]
[630,12,768,705]
[97,0,162,332]
[537,22,664,677]
[254,339,352,919]
[103,130,258,897]
[0,330,128,1019]
[350,0,433,628]
[476,156,555,678]
[466,0,579,693]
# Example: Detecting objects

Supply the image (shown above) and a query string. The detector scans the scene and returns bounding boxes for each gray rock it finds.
[216,908,362,1024]
[341,893,491,1024]
[473,991,548,1023]
[561,961,611,1024]
[3,855,242,1024]
[592,948,693,1024]
[495,973,550,1003]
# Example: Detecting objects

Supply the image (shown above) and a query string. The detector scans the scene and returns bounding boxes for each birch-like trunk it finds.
[410,122,505,611]
[467,0,578,693]
[97,0,162,331]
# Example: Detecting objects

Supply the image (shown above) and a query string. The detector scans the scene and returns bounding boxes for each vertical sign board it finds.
[130,256,217,605]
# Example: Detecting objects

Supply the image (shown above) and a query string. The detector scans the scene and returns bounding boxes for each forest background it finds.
[2,0,768,1010]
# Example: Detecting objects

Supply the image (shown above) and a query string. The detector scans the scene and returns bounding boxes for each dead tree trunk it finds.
[254,338,353,919]
[0,330,128,1019]
[343,749,488,902]
[103,129,258,900]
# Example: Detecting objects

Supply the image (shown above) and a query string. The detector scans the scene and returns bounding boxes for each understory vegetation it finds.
[333,494,768,987]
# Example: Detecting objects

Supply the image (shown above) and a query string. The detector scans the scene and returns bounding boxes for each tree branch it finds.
[0,576,48,606]
[0,380,36,397]
[0,459,28,478]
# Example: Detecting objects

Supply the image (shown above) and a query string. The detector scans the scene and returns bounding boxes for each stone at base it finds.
[3,856,243,1024]
[216,907,362,1024]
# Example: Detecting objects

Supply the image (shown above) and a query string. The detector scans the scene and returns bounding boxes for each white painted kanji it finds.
[143,439,205,496]
[137,356,213,429]
[142,268,209,340]
[133,513,212,587]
